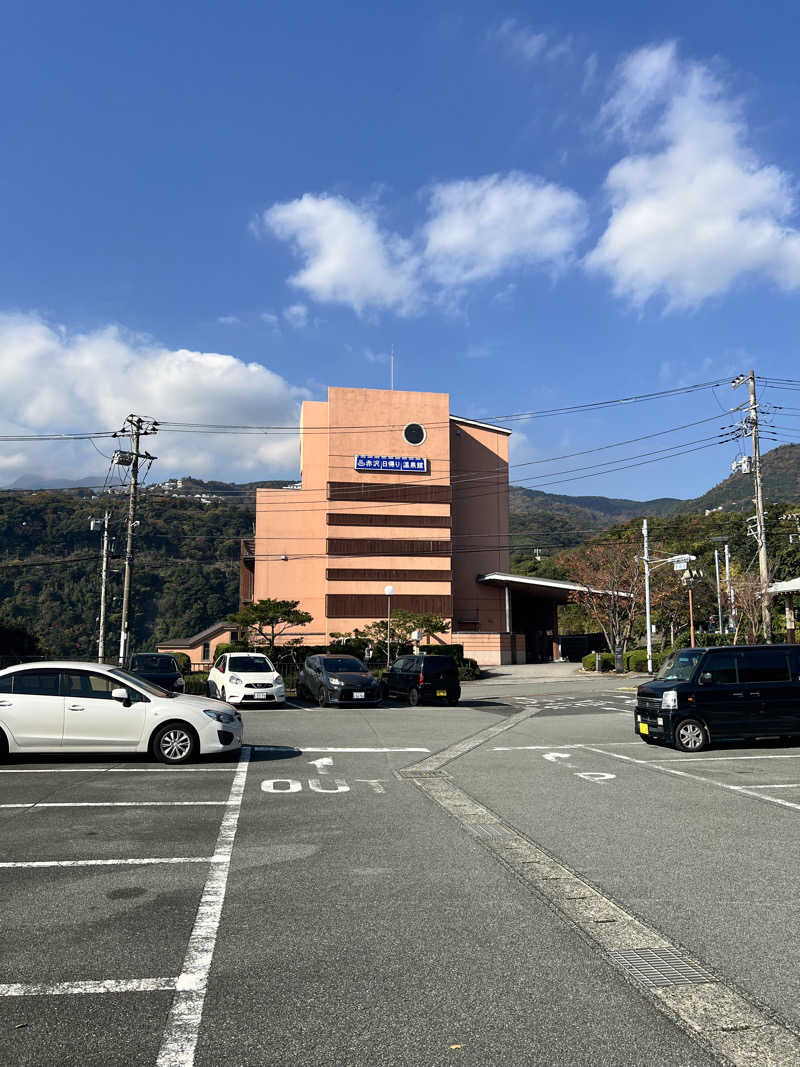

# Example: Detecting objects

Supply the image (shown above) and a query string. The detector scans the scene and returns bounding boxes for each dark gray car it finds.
[298,655,381,707]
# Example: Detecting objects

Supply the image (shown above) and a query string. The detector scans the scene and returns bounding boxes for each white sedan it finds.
[0,661,242,764]
[207,652,285,707]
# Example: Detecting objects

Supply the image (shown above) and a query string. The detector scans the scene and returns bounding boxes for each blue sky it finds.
[2,1,799,498]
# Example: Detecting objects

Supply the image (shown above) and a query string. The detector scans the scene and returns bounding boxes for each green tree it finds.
[227,598,313,651]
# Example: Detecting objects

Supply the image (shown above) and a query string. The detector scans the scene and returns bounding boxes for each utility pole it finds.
[732,371,771,641]
[92,510,110,662]
[115,415,157,665]
[642,520,653,673]
[724,542,734,629]
[714,549,723,635]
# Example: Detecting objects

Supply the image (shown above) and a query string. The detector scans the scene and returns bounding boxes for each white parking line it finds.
[493,742,643,751]
[0,801,236,809]
[0,767,235,774]
[650,753,800,763]
[297,747,430,753]
[156,746,250,1066]
[0,857,219,868]
[0,978,177,997]
[743,783,800,789]
[584,746,800,815]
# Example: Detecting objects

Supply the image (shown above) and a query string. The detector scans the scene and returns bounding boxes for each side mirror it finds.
[111,687,130,704]
[699,672,713,686]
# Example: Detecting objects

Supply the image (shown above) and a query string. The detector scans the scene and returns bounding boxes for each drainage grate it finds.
[397,768,448,779]
[610,947,715,987]
[467,823,514,839]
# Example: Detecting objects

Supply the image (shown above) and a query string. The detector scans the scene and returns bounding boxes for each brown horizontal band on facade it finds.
[326,594,453,619]
[327,569,452,582]
[327,538,451,557]
[327,513,452,528]
[328,481,452,504]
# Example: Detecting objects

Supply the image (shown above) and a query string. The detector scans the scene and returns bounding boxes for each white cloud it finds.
[283,303,309,329]
[587,43,800,309]
[260,311,279,326]
[260,173,587,315]
[423,173,587,286]
[0,314,307,483]
[217,315,240,325]
[364,348,389,364]
[262,194,421,315]
[487,18,547,63]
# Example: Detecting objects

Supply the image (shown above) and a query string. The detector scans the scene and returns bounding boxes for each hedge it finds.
[184,671,209,695]
[420,644,464,662]
[458,657,481,680]
[581,652,616,671]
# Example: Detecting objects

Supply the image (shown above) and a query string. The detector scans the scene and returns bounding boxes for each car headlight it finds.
[175,677,185,690]
[203,709,236,724]
[275,675,283,685]
[661,690,678,710]
[329,677,343,687]
[229,675,243,685]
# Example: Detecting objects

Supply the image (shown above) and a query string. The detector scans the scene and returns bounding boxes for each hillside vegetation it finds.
[1,441,797,659]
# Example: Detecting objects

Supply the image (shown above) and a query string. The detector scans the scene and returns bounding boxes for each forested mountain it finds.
[1,440,797,659]
[510,443,800,571]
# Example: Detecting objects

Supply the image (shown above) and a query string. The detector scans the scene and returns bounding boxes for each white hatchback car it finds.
[0,661,242,764]
[207,652,285,707]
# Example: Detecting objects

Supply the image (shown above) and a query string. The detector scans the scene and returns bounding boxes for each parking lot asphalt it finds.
[1,676,799,1065]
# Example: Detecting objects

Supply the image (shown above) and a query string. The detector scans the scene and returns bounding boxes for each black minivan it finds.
[382,654,461,706]
[635,645,800,751]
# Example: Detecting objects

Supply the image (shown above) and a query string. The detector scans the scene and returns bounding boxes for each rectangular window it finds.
[327,569,452,582]
[327,513,451,528]
[327,539,451,557]
[739,650,790,683]
[704,652,738,684]
[202,642,210,660]
[326,594,452,618]
[328,482,451,504]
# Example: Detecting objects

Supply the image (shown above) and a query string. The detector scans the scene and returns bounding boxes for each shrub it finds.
[420,643,464,662]
[458,657,481,681]
[213,641,249,659]
[581,652,616,671]
[184,671,209,695]
[625,649,650,673]
[172,652,191,675]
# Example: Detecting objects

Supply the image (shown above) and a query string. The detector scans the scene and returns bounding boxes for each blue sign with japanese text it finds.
[354,454,427,473]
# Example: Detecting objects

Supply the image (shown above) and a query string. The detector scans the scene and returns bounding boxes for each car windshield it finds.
[321,657,367,673]
[131,654,177,672]
[228,656,275,673]
[655,650,703,681]
[108,666,176,697]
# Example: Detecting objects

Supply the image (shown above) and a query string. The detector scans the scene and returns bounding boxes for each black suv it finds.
[129,653,185,693]
[382,654,461,706]
[298,655,381,707]
[635,644,800,751]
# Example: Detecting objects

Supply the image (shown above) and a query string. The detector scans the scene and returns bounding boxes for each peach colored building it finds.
[239,386,535,665]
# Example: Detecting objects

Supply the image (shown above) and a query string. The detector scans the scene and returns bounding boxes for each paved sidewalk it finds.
[470,662,651,686]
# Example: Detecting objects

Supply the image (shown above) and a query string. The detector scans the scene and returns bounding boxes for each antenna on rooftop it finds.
[390,345,395,390]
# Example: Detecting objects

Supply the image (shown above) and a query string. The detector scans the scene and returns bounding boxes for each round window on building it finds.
[403,422,426,446]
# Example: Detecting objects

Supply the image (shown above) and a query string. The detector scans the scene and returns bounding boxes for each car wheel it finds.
[152,723,197,765]
[408,686,420,707]
[220,687,227,703]
[0,728,7,761]
[318,686,328,708]
[674,718,708,752]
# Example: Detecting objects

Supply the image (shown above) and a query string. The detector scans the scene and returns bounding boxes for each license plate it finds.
[639,723,649,735]
[353,692,364,699]
[253,690,268,698]
[437,689,447,697]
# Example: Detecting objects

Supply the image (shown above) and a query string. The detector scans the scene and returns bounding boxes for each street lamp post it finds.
[384,585,394,666]
[641,519,696,672]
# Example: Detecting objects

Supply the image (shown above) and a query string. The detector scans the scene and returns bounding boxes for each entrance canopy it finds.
[767,578,800,594]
